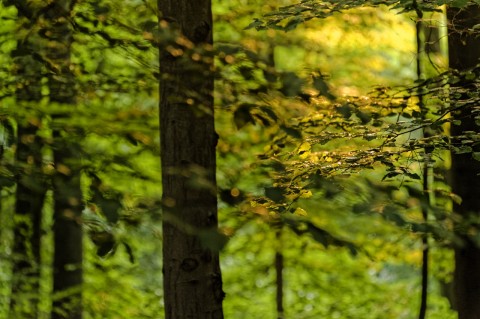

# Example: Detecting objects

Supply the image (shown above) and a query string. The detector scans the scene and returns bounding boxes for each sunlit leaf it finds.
[294,207,308,216]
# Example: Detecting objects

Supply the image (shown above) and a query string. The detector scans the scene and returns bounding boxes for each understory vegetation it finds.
[1,0,480,318]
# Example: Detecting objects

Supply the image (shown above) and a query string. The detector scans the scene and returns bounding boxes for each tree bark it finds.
[447,5,480,319]
[158,1,224,318]
[43,1,83,318]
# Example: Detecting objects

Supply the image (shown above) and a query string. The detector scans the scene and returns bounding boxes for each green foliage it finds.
[1,0,478,317]
[247,0,476,31]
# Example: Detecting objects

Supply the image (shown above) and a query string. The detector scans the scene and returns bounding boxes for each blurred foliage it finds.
[247,0,475,31]
[1,0,479,318]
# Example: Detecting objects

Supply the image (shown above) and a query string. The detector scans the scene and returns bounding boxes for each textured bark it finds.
[447,5,480,319]
[44,1,83,318]
[158,0,224,318]
[9,3,47,317]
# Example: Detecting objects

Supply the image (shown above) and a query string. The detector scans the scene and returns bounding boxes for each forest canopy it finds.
[0,0,480,318]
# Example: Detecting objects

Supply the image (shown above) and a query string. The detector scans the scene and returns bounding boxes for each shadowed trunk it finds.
[447,5,480,319]
[44,1,83,318]
[9,2,47,316]
[158,0,224,318]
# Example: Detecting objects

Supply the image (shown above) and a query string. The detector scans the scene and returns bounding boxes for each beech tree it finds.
[4,0,480,318]
[158,0,224,317]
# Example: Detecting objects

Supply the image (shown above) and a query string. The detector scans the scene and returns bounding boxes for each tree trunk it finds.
[158,1,224,318]
[447,5,480,319]
[43,1,83,318]
[10,123,46,319]
[275,229,284,319]
[9,3,47,317]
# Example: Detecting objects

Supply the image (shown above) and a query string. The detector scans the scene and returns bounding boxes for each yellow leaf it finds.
[298,142,311,153]
[300,190,313,198]
[298,142,311,159]
[294,207,308,216]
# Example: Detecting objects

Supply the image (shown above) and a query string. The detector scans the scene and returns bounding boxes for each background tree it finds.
[44,1,84,318]
[9,1,47,317]
[3,0,480,318]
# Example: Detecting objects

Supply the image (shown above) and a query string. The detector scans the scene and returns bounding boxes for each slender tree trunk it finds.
[158,1,224,318]
[275,229,284,319]
[9,3,47,317]
[267,46,285,319]
[413,7,430,319]
[43,1,83,318]
[10,123,46,318]
[447,5,480,319]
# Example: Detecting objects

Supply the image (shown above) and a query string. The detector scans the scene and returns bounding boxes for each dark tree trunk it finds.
[10,123,46,319]
[447,5,480,319]
[43,1,83,318]
[9,3,47,317]
[413,10,430,319]
[158,1,224,318]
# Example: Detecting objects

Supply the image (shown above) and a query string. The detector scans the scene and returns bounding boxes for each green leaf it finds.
[263,69,277,83]
[233,104,255,129]
[244,18,264,30]
[382,205,406,226]
[306,223,329,247]
[93,3,111,14]
[294,207,308,216]
[0,175,14,188]
[352,203,370,214]
[284,17,303,32]
[336,104,353,119]
[313,75,336,100]
[254,114,272,127]
[268,160,286,172]
[473,152,480,161]
[1,119,15,147]
[297,142,311,157]
[451,193,462,205]
[260,106,278,122]
[454,145,472,154]
[382,170,401,181]
[122,242,136,264]
[451,0,469,7]
[216,44,242,55]
[97,240,116,257]
[280,72,303,97]
[281,125,302,139]
[265,186,285,202]
[356,110,371,124]
[97,197,122,224]
[91,231,116,257]
[238,66,254,80]
[141,21,158,32]
[406,172,421,180]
